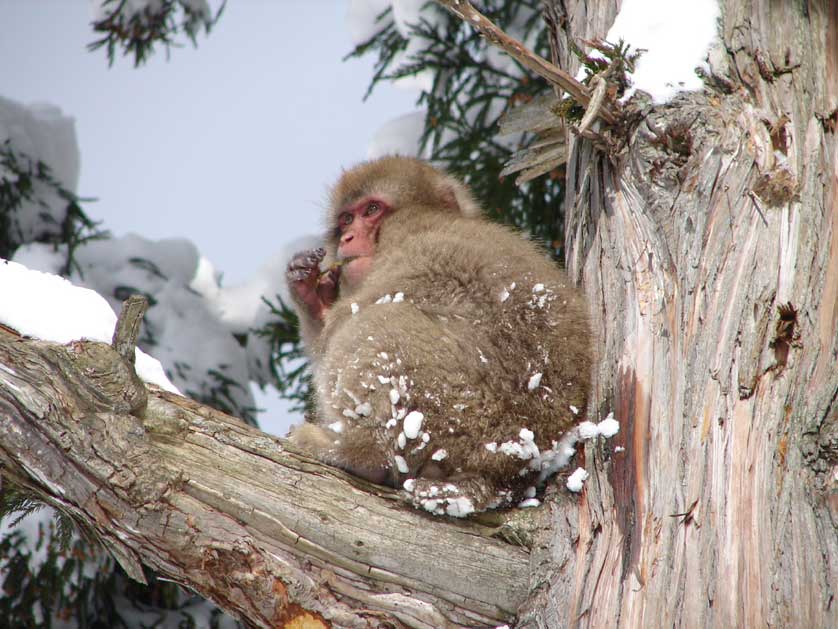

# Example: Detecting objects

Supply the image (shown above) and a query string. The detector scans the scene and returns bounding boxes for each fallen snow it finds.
[0,259,178,393]
[0,96,79,245]
[445,496,475,517]
[346,0,393,45]
[566,467,589,493]
[403,410,424,438]
[367,111,426,159]
[589,0,720,103]
[597,413,620,437]
[577,412,620,439]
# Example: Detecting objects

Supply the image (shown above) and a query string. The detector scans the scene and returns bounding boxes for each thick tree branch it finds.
[0,330,530,628]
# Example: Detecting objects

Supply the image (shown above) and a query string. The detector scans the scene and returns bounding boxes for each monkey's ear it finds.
[438,179,482,218]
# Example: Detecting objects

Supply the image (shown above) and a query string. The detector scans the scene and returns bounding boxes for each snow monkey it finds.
[286,156,591,517]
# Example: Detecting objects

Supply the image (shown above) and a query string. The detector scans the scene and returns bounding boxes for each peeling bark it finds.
[520,1,838,627]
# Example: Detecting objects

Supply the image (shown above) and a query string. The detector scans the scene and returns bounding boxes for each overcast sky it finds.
[0,0,419,433]
[0,0,417,284]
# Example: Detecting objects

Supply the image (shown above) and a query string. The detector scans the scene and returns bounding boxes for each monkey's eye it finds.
[363,201,381,216]
[338,212,353,227]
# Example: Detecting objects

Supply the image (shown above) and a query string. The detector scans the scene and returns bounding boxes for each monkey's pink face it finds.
[336,196,390,286]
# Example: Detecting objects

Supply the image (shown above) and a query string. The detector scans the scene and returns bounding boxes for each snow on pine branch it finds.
[88,0,221,66]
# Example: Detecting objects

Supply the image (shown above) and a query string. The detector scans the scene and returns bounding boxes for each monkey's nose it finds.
[341,233,354,244]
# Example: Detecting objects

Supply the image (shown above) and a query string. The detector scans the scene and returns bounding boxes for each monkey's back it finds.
[315,213,592,510]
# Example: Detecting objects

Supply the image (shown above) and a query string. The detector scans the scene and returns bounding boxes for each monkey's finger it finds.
[288,248,326,271]
[286,268,317,283]
[317,271,340,303]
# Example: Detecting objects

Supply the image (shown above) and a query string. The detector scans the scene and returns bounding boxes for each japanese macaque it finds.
[286,156,591,516]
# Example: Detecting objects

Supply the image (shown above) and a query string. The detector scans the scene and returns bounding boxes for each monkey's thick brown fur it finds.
[288,157,591,515]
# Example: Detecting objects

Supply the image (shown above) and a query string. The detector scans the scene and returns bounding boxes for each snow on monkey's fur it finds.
[288,156,598,515]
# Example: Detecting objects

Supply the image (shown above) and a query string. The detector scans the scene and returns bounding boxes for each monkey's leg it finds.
[288,422,393,486]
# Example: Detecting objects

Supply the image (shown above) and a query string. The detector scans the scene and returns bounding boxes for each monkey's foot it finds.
[402,476,504,518]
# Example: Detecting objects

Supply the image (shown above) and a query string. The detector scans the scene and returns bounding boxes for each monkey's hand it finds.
[286,247,340,322]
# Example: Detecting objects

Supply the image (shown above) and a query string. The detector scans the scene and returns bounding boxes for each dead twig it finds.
[111,294,149,363]
[434,0,618,125]
[577,75,608,135]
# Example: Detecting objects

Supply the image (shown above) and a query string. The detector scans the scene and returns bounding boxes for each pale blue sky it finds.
[0,0,418,433]
[0,0,417,283]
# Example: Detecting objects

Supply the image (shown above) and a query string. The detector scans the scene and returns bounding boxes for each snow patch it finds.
[431,448,447,461]
[588,0,720,103]
[403,410,424,439]
[577,413,620,439]
[527,372,543,390]
[566,467,589,493]
[445,497,475,518]
[0,260,178,393]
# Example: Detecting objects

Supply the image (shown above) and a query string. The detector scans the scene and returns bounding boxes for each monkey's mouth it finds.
[320,256,358,279]
[339,256,373,286]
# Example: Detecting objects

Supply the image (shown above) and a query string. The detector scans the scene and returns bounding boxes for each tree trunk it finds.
[521,1,838,627]
[0,331,529,628]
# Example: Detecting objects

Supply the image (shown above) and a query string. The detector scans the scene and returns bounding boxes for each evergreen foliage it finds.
[266,0,565,409]
[0,140,108,275]
[347,0,565,249]
[88,0,225,67]
[256,296,314,415]
[0,485,233,627]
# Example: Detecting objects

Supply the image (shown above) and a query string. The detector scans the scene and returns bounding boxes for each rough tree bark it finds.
[0,326,531,628]
[517,1,837,627]
[1,1,836,628]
